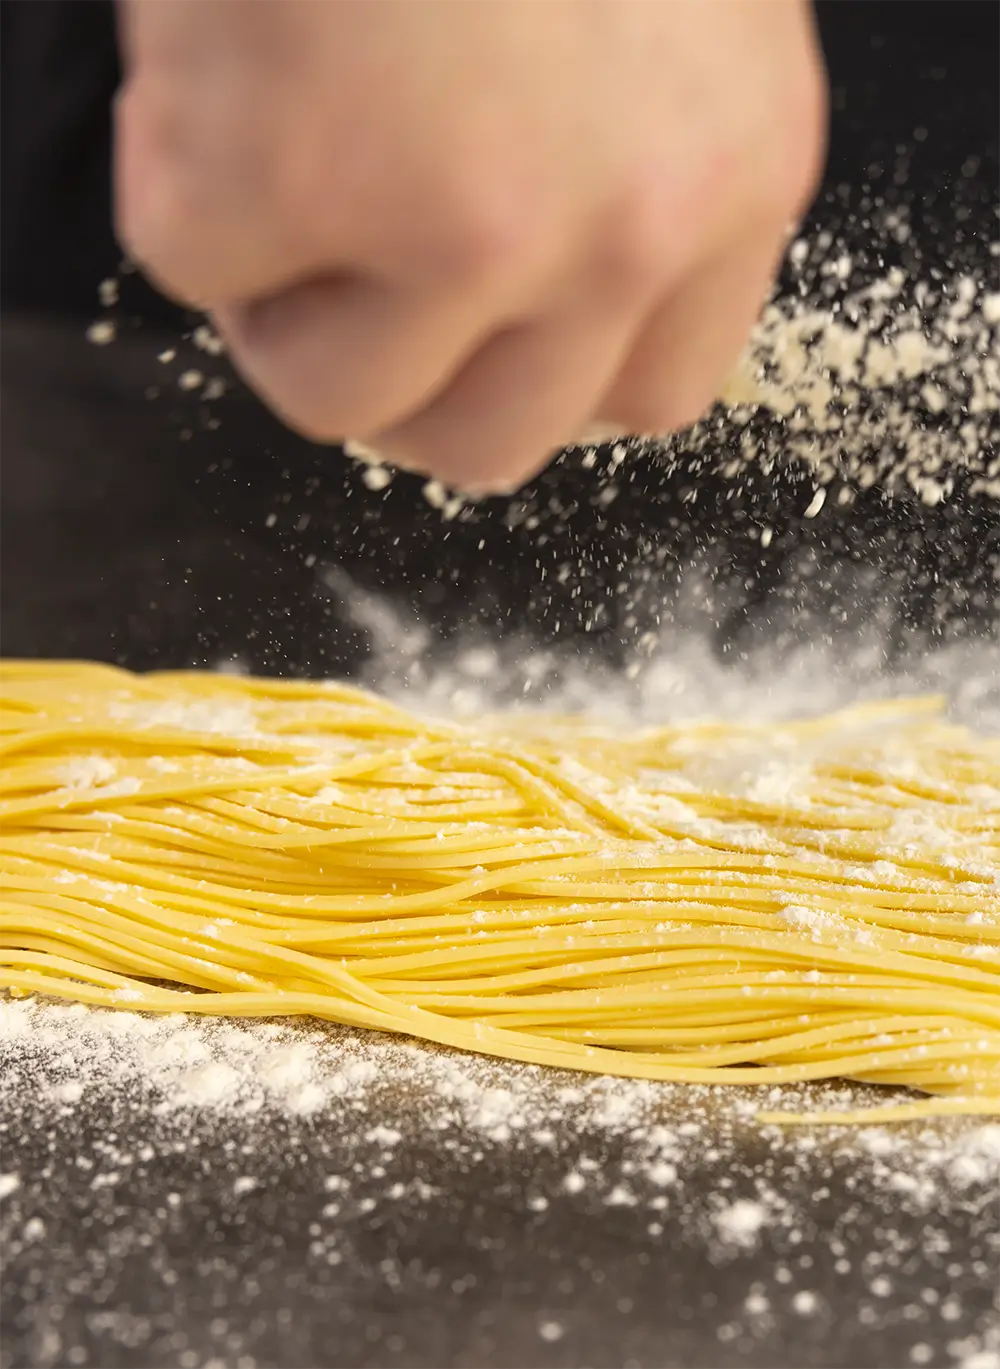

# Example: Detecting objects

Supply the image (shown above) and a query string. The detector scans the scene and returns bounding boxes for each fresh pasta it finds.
[1,659,998,1122]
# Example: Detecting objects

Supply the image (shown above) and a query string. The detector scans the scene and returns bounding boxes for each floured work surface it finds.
[1,998,998,1369]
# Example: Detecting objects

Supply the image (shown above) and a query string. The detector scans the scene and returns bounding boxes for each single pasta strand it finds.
[1,659,998,1125]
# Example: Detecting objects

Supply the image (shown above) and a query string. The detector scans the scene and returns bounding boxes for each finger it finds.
[115,1,323,305]
[597,232,783,435]
[367,298,643,492]
[213,276,489,442]
[114,77,315,307]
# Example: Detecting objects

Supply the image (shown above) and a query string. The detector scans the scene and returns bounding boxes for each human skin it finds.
[116,0,827,492]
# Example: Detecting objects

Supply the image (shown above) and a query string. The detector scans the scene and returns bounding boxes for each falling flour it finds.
[710,251,1000,504]
[713,1198,769,1250]
[335,240,1000,513]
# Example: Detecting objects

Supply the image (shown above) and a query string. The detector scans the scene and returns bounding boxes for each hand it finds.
[117,0,827,492]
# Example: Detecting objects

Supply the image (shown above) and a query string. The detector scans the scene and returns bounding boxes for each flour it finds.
[85,320,115,347]
[777,904,829,934]
[59,756,117,789]
[671,252,999,506]
[331,246,1000,509]
[6,989,993,1369]
[713,1198,769,1249]
[107,696,260,739]
[313,559,999,737]
[361,465,392,492]
[3,995,998,1220]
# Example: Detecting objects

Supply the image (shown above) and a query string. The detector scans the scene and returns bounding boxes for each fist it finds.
[117,0,827,491]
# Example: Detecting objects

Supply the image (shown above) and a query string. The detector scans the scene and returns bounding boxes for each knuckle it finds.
[120,176,206,304]
[596,186,677,293]
[425,173,540,283]
[112,87,150,257]
[264,392,348,448]
[283,379,364,445]
[258,383,346,446]
[114,90,205,301]
[769,59,829,213]
[607,386,709,439]
[661,391,712,434]
[217,310,338,444]
[116,78,281,305]
[290,413,344,446]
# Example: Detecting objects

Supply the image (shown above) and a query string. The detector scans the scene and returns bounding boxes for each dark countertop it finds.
[2,1007,999,1369]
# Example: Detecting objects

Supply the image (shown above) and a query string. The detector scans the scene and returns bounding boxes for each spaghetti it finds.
[1,660,998,1121]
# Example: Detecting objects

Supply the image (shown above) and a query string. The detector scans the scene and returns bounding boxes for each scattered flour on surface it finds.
[713,1198,769,1249]
[2,995,997,1220]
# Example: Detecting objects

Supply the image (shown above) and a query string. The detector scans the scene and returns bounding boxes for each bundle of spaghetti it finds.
[1,659,998,1123]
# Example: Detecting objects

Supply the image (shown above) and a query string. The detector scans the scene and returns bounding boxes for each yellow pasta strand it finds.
[1,659,998,1123]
